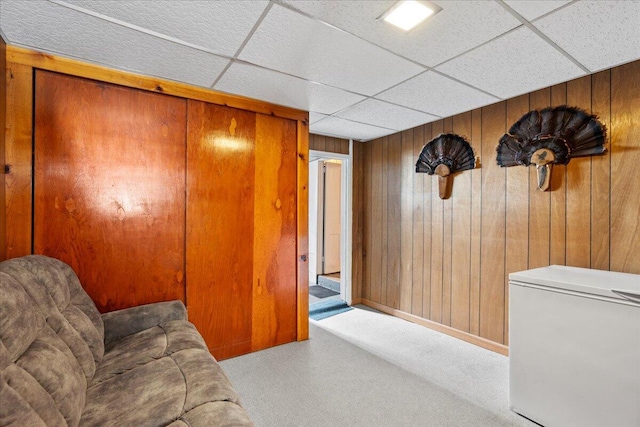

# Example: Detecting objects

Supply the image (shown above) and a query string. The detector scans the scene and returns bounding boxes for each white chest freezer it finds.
[509,265,640,427]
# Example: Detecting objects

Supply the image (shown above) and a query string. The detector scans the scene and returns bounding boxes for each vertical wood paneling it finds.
[421,124,433,319]
[387,133,402,309]
[469,109,482,336]
[550,83,568,266]
[381,137,389,305]
[323,137,333,153]
[4,63,32,258]
[480,102,506,344]
[442,117,453,326]
[187,100,255,359]
[297,121,310,340]
[352,140,365,301]
[504,95,530,344]
[451,112,472,332]
[340,139,349,154]
[528,88,551,269]
[411,125,425,317]
[370,140,383,302]
[310,134,326,152]
[4,52,308,362]
[252,115,298,351]
[0,38,6,261]
[400,129,414,313]
[35,71,187,313]
[430,120,444,323]
[611,61,640,274]
[309,134,349,155]
[363,142,372,301]
[590,71,611,271]
[566,76,593,268]
[359,59,640,351]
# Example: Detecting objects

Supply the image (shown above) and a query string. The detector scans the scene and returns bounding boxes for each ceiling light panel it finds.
[60,0,269,57]
[310,116,397,141]
[282,0,521,67]
[503,0,572,21]
[0,0,229,87]
[436,26,585,99]
[238,4,425,96]
[376,71,499,118]
[215,62,366,115]
[334,99,438,131]
[533,1,640,72]
[379,1,439,32]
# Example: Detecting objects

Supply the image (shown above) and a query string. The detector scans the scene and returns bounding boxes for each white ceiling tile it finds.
[60,0,269,57]
[239,4,425,96]
[310,117,396,141]
[534,1,640,72]
[376,71,499,117]
[282,0,521,67]
[335,99,438,131]
[309,112,329,124]
[0,0,229,87]
[436,26,585,99]
[214,62,366,115]
[503,1,572,21]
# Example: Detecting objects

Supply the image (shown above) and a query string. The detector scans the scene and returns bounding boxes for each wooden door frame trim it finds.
[6,45,308,122]
[297,121,310,341]
[308,149,353,306]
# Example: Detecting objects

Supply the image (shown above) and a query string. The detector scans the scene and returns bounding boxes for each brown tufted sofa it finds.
[0,255,253,426]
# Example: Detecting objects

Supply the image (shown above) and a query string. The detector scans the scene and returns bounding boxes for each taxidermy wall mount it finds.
[416,133,478,199]
[496,105,607,191]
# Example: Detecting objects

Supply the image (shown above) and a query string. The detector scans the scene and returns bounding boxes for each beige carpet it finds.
[219,305,537,427]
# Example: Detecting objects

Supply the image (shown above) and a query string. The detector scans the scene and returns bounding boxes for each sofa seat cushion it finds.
[79,320,246,427]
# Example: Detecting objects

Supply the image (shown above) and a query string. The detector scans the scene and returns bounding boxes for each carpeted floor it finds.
[219,305,537,427]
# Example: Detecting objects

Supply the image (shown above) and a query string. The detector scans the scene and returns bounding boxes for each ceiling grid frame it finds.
[1,0,638,141]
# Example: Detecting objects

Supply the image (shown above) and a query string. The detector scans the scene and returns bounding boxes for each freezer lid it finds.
[509,265,640,301]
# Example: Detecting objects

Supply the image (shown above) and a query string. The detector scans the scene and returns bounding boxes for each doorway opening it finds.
[308,148,352,309]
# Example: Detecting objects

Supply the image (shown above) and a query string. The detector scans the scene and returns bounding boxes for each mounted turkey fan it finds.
[496,106,607,191]
[416,133,477,199]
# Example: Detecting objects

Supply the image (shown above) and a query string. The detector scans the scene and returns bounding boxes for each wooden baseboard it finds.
[359,299,509,356]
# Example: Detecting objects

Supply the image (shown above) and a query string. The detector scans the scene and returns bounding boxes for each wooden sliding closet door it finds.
[187,100,297,360]
[34,70,187,312]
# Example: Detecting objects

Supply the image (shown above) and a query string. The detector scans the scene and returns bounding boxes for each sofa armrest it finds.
[102,300,187,346]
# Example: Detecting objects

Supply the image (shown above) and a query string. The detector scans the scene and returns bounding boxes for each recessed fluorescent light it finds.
[379,0,441,32]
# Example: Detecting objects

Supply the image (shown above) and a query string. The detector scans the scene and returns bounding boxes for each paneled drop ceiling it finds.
[1,0,639,141]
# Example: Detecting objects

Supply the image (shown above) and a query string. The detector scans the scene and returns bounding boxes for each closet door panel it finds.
[34,70,187,312]
[252,114,298,351]
[186,100,256,359]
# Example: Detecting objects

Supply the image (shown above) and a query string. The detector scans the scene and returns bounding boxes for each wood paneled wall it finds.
[3,46,309,360]
[0,37,6,261]
[34,71,188,311]
[359,60,640,352]
[309,134,349,154]
[186,101,298,359]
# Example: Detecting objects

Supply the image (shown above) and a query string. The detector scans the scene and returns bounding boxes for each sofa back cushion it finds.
[0,255,105,426]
